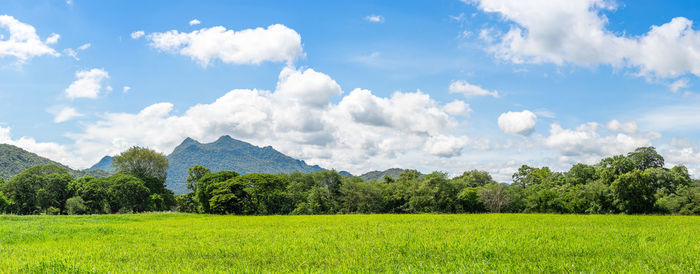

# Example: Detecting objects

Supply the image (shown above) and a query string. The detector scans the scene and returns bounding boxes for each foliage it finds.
[112,146,169,185]
[186,165,210,192]
[166,136,323,194]
[65,196,87,215]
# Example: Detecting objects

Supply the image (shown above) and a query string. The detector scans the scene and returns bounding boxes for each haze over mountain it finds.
[0,144,110,180]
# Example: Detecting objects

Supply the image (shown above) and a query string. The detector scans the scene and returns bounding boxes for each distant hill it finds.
[165,136,325,194]
[86,136,358,194]
[0,144,110,180]
[86,156,115,172]
[359,168,412,181]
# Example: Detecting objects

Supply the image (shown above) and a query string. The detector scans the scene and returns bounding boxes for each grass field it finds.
[0,213,698,273]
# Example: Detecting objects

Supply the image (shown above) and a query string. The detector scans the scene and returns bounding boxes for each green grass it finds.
[0,213,698,273]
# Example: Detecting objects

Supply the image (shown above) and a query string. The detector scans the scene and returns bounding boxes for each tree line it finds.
[0,146,698,215]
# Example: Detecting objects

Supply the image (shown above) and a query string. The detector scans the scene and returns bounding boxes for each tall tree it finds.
[627,146,664,170]
[186,165,210,192]
[112,146,169,188]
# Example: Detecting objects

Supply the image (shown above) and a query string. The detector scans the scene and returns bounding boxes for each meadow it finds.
[0,213,698,273]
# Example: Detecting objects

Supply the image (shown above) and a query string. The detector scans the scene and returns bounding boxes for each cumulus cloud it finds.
[57,67,467,170]
[442,100,472,116]
[449,80,499,97]
[130,30,145,39]
[424,135,469,157]
[545,122,655,164]
[606,120,638,134]
[64,68,110,99]
[0,15,60,63]
[189,19,201,26]
[471,0,700,79]
[364,15,385,23]
[498,110,537,136]
[122,86,131,93]
[146,24,304,67]
[52,107,83,123]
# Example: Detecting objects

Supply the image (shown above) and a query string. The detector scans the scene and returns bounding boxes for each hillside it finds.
[167,136,324,194]
[86,156,115,172]
[359,168,412,181]
[0,144,110,180]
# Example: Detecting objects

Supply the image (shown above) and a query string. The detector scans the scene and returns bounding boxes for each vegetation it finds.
[0,213,697,272]
[0,145,698,216]
[0,146,174,214]
[164,136,324,194]
[0,144,110,181]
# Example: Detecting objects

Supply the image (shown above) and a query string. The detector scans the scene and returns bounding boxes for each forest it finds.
[0,146,698,215]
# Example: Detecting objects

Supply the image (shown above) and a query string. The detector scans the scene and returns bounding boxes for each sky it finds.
[1,0,699,181]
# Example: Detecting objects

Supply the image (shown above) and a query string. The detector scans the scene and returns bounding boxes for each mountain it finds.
[0,144,111,180]
[86,156,115,171]
[165,136,324,194]
[359,168,410,181]
[86,136,354,194]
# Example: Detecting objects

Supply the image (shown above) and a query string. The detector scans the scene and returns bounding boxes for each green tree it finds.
[175,193,199,213]
[453,170,495,187]
[186,165,210,192]
[627,146,664,170]
[104,174,151,213]
[66,196,88,215]
[456,187,485,213]
[1,165,72,214]
[0,192,8,213]
[611,170,655,214]
[112,146,169,191]
[512,165,556,188]
[196,171,239,213]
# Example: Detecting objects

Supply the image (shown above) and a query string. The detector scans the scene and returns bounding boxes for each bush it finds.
[66,196,88,215]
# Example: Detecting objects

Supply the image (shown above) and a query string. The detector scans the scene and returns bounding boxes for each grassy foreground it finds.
[0,214,698,273]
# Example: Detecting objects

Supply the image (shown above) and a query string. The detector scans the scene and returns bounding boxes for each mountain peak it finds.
[182,137,200,145]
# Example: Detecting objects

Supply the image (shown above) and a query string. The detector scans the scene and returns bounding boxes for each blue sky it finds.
[1,0,699,180]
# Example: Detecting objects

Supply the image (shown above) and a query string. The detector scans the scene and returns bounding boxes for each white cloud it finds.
[0,15,60,63]
[424,135,469,157]
[130,30,145,39]
[442,100,472,116]
[449,80,499,97]
[63,43,91,60]
[146,24,304,67]
[58,67,467,170]
[64,68,110,99]
[274,66,342,107]
[189,19,201,26]
[364,15,385,23]
[545,122,654,164]
[669,78,689,93]
[606,120,638,134]
[472,0,700,79]
[498,110,537,136]
[53,107,83,123]
[63,48,78,60]
[45,33,60,45]
[122,86,131,93]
